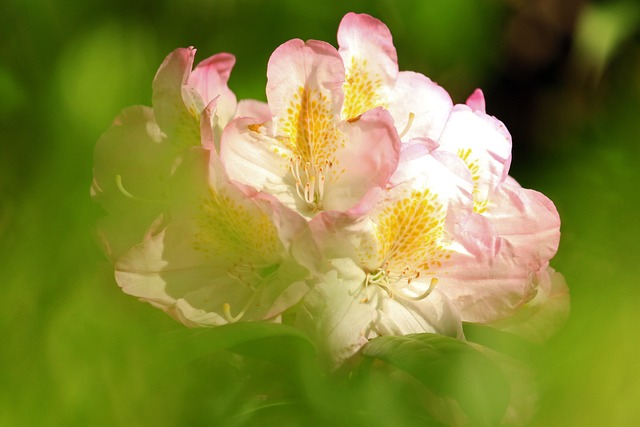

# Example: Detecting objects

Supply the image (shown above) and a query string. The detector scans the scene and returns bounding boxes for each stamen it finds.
[304,182,311,204]
[289,158,304,200]
[289,157,332,209]
[308,175,316,203]
[398,112,416,139]
[402,277,439,301]
[304,161,311,182]
[318,174,325,201]
[222,282,265,323]
[223,302,245,323]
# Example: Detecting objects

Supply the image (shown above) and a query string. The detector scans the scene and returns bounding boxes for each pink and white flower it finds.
[94,48,315,327]
[93,12,566,365]
[337,12,453,141]
[291,14,566,363]
[220,38,401,217]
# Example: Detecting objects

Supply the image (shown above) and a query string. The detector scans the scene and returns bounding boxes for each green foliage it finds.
[363,334,510,425]
[167,321,316,364]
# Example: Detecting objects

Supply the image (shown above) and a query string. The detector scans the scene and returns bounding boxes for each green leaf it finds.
[161,322,316,365]
[462,322,535,360]
[362,333,510,426]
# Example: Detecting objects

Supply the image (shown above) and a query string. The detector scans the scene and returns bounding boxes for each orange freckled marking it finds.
[365,188,449,278]
[342,57,386,119]
[347,115,361,123]
[277,85,344,209]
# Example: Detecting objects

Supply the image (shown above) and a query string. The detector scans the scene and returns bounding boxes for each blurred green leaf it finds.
[161,321,316,365]
[363,333,510,426]
[574,0,640,83]
[462,322,535,360]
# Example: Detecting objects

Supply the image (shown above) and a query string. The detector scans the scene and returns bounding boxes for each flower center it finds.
[278,86,343,211]
[288,155,333,210]
[359,188,450,302]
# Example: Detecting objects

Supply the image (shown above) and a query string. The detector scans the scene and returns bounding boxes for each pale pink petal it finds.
[439,212,541,323]
[388,148,475,236]
[198,99,218,150]
[151,47,201,147]
[205,149,311,271]
[321,107,401,211]
[266,38,344,128]
[235,99,271,122]
[489,267,570,342]
[387,71,453,141]
[189,53,235,103]
[219,116,297,208]
[439,256,537,323]
[337,12,398,119]
[438,104,512,213]
[466,88,486,113]
[189,52,238,127]
[485,183,561,270]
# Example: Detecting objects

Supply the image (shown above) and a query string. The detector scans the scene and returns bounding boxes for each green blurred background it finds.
[1,0,639,425]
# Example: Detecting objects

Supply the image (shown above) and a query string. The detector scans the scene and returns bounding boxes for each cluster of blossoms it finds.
[93,13,567,364]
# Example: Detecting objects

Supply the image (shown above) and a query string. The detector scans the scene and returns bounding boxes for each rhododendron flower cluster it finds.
[93,13,567,364]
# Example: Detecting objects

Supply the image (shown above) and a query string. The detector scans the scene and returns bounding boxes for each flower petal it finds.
[115,147,312,326]
[219,116,297,207]
[235,99,271,122]
[371,288,463,339]
[485,181,561,270]
[321,107,401,211]
[92,106,179,260]
[465,88,486,113]
[387,71,453,141]
[296,258,463,368]
[337,12,398,119]
[189,52,238,129]
[151,47,202,148]
[295,257,374,366]
[438,104,512,213]
[489,267,570,342]
[267,38,344,128]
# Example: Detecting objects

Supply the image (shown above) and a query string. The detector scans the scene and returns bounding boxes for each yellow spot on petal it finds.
[192,186,281,287]
[457,148,488,214]
[373,188,448,275]
[342,57,386,119]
